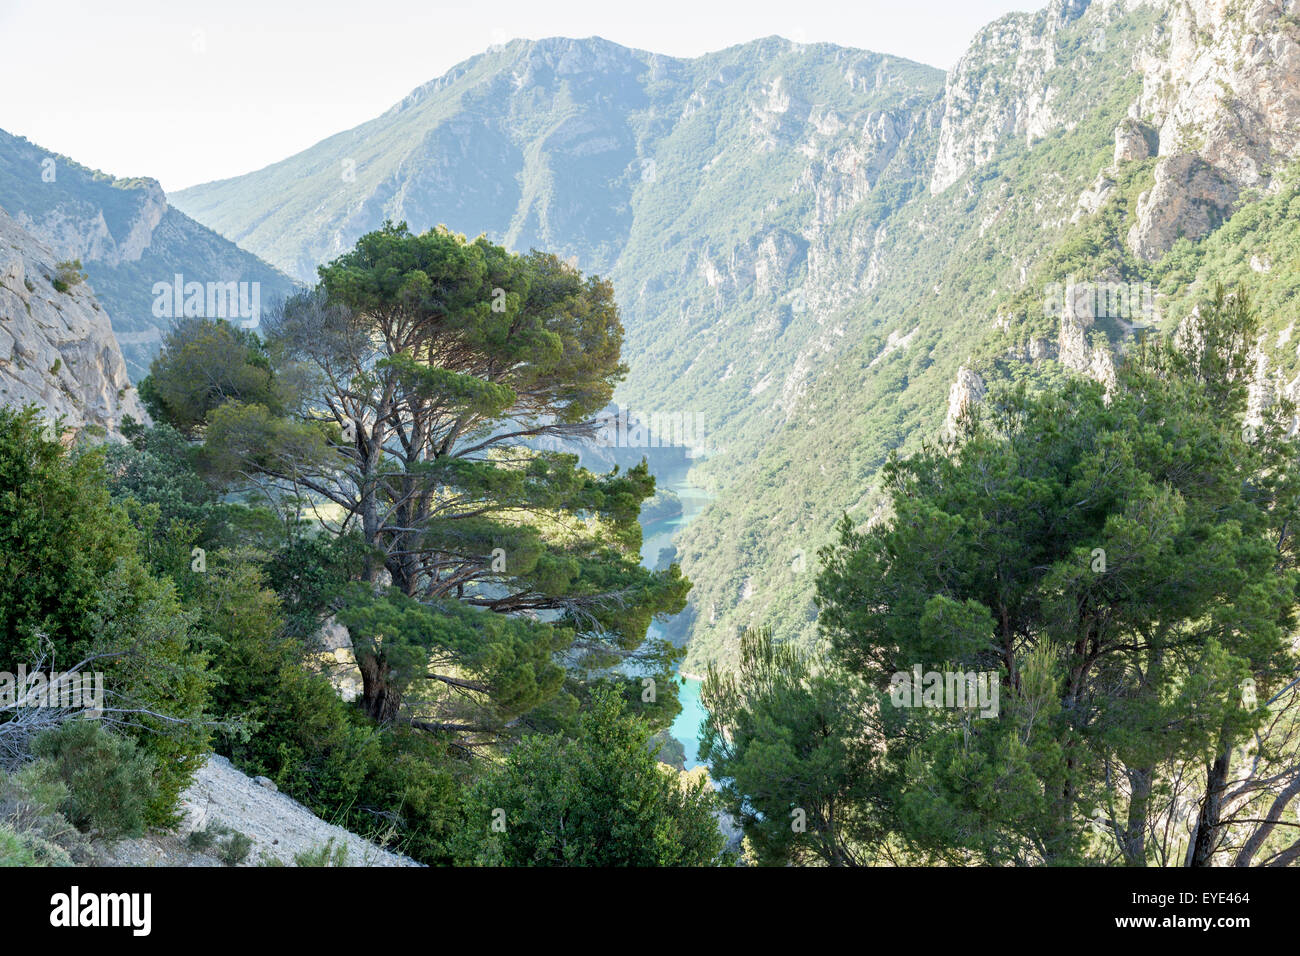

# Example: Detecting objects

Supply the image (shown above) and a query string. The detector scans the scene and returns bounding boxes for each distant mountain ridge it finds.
[0,128,299,380]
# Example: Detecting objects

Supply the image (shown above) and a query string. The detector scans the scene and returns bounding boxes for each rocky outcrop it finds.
[944,366,987,437]
[1113,116,1156,165]
[1073,171,1116,220]
[0,208,145,434]
[1127,153,1238,260]
[929,0,1300,222]
[102,755,419,867]
[801,102,936,307]
[0,128,298,379]
[1127,0,1300,259]
[14,179,168,268]
[312,616,363,702]
[1056,277,1120,394]
[869,326,919,368]
[697,229,806,302]
[930,0,1091,194]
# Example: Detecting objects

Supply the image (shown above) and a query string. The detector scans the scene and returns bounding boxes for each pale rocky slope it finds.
[0,207,145,434]
[1128,0,1300,259]
[929,0,1300,258]
[101,755,419,867]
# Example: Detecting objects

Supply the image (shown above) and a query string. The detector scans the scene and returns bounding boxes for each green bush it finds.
[184,821,252,865]
[0,761,80,866]
[31,719,160,839]
[0,825,39,866]
[184,827,215,853]
[294,838,348,867]
[458,688,725,866]
[0,406,213,826]
[51,259,86,294]
[219,829,252,865]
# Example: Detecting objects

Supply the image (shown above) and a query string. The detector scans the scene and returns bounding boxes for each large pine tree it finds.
[708,286,1300,866]
[148,222,688,743]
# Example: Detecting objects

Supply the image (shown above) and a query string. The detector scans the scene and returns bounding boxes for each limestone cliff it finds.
[0,207,145,433]
[930,0,1092,195]
[1128,0,1300,259]
[925,0,1300,255]
[0,128,298,379]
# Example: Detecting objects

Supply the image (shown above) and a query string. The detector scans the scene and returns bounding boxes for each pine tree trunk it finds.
[359,651,402,722]
[1121,768,1151,865]
[1189,746,1231,867]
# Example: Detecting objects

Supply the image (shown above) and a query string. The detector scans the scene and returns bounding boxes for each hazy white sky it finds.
[0,0,1034,192]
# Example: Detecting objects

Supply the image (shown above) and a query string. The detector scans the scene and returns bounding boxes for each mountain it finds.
[0,129,299,380]
[671,0,1300,669]
[171,0,1300,672]
[0,206,145,434]
[173,37,942,285]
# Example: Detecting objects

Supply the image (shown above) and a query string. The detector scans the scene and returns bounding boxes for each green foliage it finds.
[31,720,160,840]
[219,828,252,865]
[458,688,725,866]
[702,629,879,866]
[116,220,694,866]
[343,726,466,863]
[196,554,375,813]
[294,837,349,867]
[810,293,1299,864]
[0,405,140,664]
[186,821,252,865]
[102,421,232,580]
[0,825,41,866]
[175,221,688,738]
[51,259,86,294]
[0,761,80,866]
[138,319,286,435]
[0,406,212,824]
[181,549,467,866]
[260,530,372,640]
[183,826,215,853]
[336,584,570,729]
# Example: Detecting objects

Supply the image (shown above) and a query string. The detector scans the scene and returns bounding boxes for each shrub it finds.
[0,761,81,865]
[0,406,213,826]
[31,719,160,839]
[51,260,86,294]
[0,825,39,865]
[294,838,349,867]
[185,821,252,865]
[458,688,725,866]
[184,827,215,853]
[219,829,252,865]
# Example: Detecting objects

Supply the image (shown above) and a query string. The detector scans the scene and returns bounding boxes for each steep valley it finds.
[4,0,1300,880]
[109,0,1300,674]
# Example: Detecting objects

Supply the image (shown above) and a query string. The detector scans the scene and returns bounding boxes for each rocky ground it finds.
[97,755,419,867]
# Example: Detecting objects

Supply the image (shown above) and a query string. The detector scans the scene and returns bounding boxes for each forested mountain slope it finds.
[173,0,1300,672]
